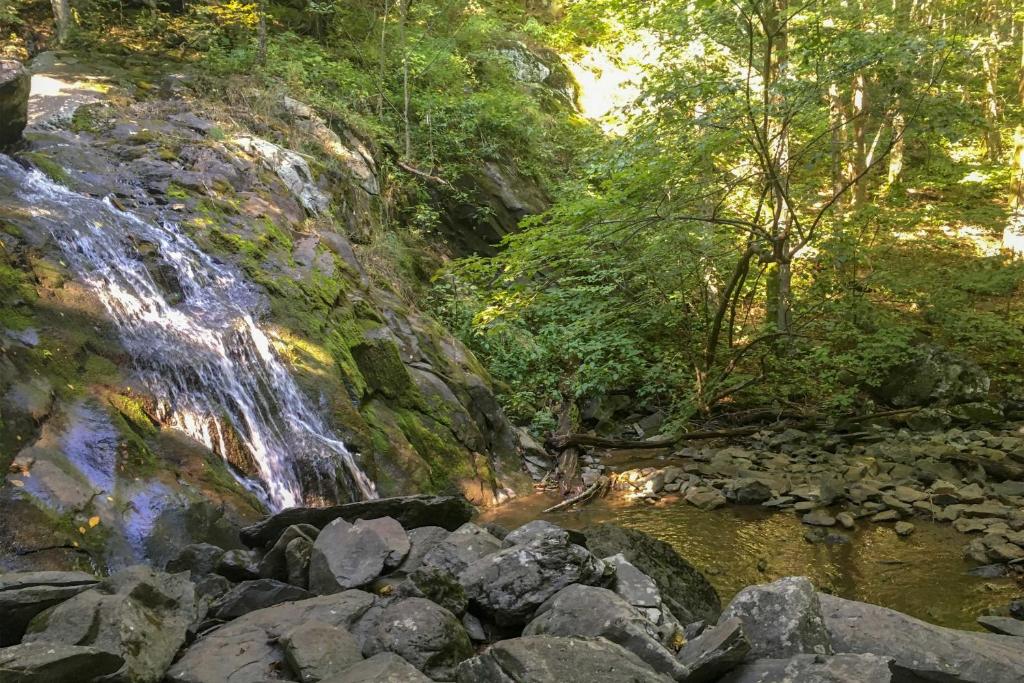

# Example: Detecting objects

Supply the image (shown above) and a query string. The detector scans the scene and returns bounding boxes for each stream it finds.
[483,493,1019,631]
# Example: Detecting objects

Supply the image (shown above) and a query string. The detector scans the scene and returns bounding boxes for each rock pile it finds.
[1,494,1022,682]
[611,424,1024,564]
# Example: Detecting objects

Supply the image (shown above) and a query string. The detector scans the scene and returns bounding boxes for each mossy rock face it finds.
[351,333,417,403]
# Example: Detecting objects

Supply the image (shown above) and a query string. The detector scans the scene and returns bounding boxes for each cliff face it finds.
[0,50,556,571]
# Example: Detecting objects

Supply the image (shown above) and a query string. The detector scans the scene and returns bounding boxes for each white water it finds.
[1,156,376,510]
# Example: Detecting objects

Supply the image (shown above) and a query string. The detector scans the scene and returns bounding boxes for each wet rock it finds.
[281,620,363,683]
[977,616,1024,637]
[234,135,329,215]
[583,524,721,624]
[241,496,475,549]
[209,579,313,620]
[803,528,850,545]
[331,652,432,682]
[420,523,503,576]
[820,592,1024,683]
[0,571,99,646]
[166,543,226,577]
[459,534,605,626]
[454,636,671,682]
[675,618,750,683]
[256,523,318,581]
[365,597,473,680]
[395,526,450,574]
[215,549,260,582]
[685,486,727,510]
[802,510,836,527]
[719,577,832,660]
[719,653,897,683]
[309,518,394,593]
[894,522,915,537]
[725,479,773,505]
[166,590,376,683]
[0,642,124,683]
[398,565,468,616]
[523,584,689,679]
[0,60,29,146]
[24,565,194,683]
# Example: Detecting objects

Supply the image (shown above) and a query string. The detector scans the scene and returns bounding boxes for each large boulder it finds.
[331,652,432,682]
[280,620,363,683]
[719,577,832,660]
[0,642,124,683]
[364,597,473,680]
[719,653,898,682]
[165,544,225,577]
[0,60,29,147]
[257,524,318,581]
[454,636,672,682]
[22,566,194,683]
[309,518,392,593]
[0,571,99,646]
[523,584,689,680]
[582,524,721,624]
[240,495,476,548]
[676,618,750,683]
[819,592,1024,683]
[872,346,990,407]
[420,523,503,576]
[208,579,313,620]
[459,533,605,626]
[166,590,377,683]
[395,526,450,574]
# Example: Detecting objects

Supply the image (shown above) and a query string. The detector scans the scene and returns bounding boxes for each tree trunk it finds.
[763,0,792,333]
[256,0,268,65]
[982,1,1002,162]
[888,104,905,188]
[828,82,846,196]
[400,0,412,159]
[851,72,868,207]
[51,0,72,45]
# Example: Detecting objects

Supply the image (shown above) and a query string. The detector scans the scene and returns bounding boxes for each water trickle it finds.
[1,156,376,510]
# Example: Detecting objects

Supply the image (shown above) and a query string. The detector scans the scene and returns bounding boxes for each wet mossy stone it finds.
[240,494,475,549]
[351,333,415,401]
[582,523,721,625]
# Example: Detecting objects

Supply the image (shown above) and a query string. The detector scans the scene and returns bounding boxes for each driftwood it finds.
[547,426,761,451]
[543,475,609,513]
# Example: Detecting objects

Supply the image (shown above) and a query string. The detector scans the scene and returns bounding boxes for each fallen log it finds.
[547,425,761,451]
[543,476,609,513]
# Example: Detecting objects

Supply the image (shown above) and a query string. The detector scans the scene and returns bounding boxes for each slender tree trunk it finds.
[851,72,868,207]
[378,0,392,118]
[828,82,846,196]
[766,0,792,333]
[888,106,905,187]
[51,0,72,45]
[257,0,268,65]
[400,0,412,159]
[982,2,1002,162]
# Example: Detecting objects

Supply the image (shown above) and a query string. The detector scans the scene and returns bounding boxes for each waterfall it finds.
[1,156,376,510]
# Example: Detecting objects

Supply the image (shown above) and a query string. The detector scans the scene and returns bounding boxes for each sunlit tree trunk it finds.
[51,0,72,45]
[851,72,868,207]
[257,0,268,65]
[400,0,413,158]
[982,1,1002,162]
[763,0,792,333]
[888,106,905,187]
[829,82,846,196]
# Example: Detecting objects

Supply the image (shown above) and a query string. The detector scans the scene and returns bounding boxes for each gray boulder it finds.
[355,517,410,569]
[719,653,897,682]
[455,636,671,682]
[23,565,194,683]
[257,524,318,581]
[719,577,831,660]
[394,526,449,575]
[523,584,689,680]
[166,590,377,683]
[281,620,363,682]
[0,571,99,646]
[330,652,431,682]
[286,535,314,588]
[215,549,260,582]
[583,524,721,624]
[364,597,473,680]
[676,618,750,683]
[240,495,476,548]
[166,543,225,577]
[725,479,773,505]
[820,592,1024,682]
[309,518,390,593]
[873,345,989,407]
[503,520,568,547]
[398,565,468,616]
[459,534,605,626]
[977,616,1024,637]
[420,523,503,576]
[209,579,313,620]
[0,60,29,147]
[0,642,123,683]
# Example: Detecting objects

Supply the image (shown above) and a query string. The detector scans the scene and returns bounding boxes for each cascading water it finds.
[0,155,376,510]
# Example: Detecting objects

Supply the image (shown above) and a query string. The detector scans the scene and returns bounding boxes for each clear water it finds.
[483,493,1020,631]
[1,156,376,510]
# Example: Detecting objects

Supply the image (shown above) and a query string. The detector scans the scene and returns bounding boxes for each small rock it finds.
[894,522,915,537]
[802,510,836,527]
[685,487,727,511]
[871,510,901,523]
[835,512,855,529]
[977,616,1024,637]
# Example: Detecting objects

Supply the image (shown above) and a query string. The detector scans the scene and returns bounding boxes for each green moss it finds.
[69,103,108,134]
[22,153,70,185]
[395,408,474,492]
[108,393,158,438]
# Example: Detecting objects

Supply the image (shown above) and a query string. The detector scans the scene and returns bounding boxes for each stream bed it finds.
[482,493,1020,631]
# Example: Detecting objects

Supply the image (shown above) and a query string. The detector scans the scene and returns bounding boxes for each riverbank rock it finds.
[583,524,721,624]
[873,345,989,407]
[459,532,605,626]
[454,636,672,682]
[819,592,1024,683]
[309,518,393,593]
[0,60,29,146]
[421,522,503,575]
[23,566,194,683]
[166,591,376,683]
[676,618,750,683]
[280,620,363,683]
[719,653,898,683]
[0,642,124,683]
[523,584,690,679]
[0,571,99,646]
[719,577,832,660]
[364,597,473,680]
[208,579,312,620]
[331,652,432,682]
[240,495,475,548]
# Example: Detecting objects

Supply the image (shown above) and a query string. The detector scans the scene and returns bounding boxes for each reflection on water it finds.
[482,494,1019,631]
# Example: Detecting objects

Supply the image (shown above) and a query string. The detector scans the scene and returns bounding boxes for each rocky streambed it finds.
[2,493,1023,683]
